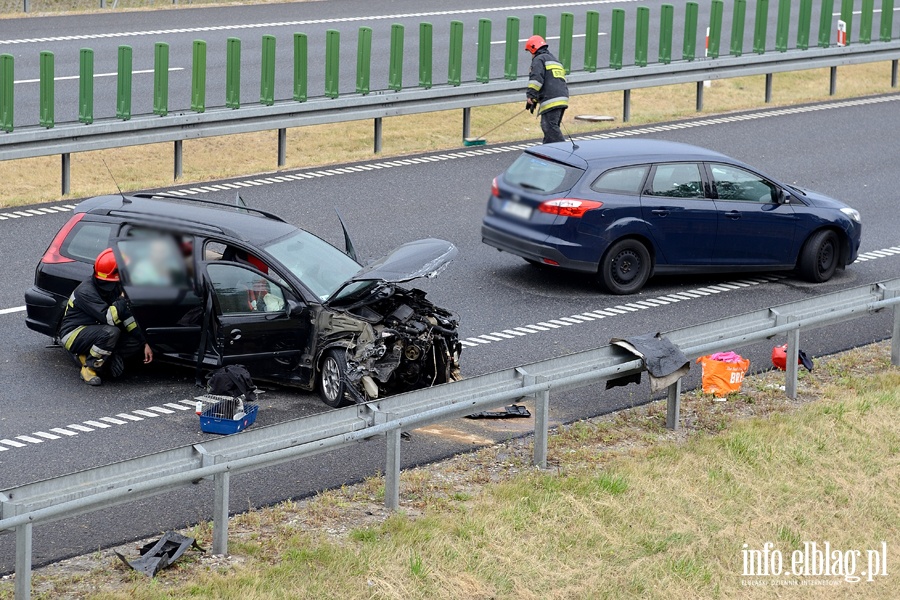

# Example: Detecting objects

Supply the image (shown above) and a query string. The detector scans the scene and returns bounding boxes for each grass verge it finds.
[3,341,898,599]
[1,62,898,208]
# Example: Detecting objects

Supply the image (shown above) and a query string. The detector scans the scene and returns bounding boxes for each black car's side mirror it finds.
[287,299,306,317]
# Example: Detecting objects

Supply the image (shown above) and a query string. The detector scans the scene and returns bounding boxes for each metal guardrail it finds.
[3,276,900,599]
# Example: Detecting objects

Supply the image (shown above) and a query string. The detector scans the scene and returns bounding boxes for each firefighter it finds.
[524,35,570,144]
[58,248,153,386]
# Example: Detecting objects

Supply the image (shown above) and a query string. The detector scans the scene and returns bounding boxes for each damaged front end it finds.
[322,239,462,404]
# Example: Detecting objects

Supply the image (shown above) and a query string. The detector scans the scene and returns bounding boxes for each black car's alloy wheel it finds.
[599,239,652,295]
[798,229,839,283]
[318,349,349,408]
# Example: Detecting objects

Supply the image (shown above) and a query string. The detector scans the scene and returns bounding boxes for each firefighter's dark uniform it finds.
[526,47,569,144]
[58,278,146,382]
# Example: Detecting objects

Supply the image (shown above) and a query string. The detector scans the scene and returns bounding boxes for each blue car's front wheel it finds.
[598,239,652,295]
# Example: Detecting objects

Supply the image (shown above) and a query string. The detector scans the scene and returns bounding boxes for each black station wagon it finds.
[26,194,462,406]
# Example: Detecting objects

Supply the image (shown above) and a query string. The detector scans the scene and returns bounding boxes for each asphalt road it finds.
[1,93,899,573]
[0,0,849,126]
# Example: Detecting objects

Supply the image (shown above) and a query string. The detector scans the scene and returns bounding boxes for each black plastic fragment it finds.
[466,404,532,419]
[115,531,205,577]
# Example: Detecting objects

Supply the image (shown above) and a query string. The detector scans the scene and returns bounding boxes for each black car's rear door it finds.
[202,261,314,386]
[112,236,203,359]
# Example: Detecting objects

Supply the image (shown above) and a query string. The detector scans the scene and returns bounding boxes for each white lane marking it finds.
[32,431,61,440]
[50,427,79,436]
[132,409,161,417]
[99,416,128,425]
[16,435,44,444]
[490,33,602,45]
[67,423,94,432]
[83,420,111,429]
[2,1,642,44]
[0,306,25,315]
[0,438,27,448]
[14,67,184,85]
[116,413,144,421]
[146,406,175,414]
[0,446,6,451]
[164,402,192,410]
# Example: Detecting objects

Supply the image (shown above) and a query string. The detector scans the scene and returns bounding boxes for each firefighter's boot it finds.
[78,355,102,386]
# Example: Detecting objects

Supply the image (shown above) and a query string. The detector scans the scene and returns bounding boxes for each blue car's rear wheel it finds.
[798,229,839,283]
[598,239,651,295]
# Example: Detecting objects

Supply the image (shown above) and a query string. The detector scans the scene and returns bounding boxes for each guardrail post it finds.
[881,0,894,41]
[153,42,168,116]
[892,296,900,365]
[730,0,746,56]
[15,523,32,600]
[505,17,520,79]
[260,34,275,105]
[278,128,286,166]
[610,8,625,69]
[696,81,704,110]
[798,0,812,49]
[860,0,874,43]
[389,23,404,90]
[775,0,791,51]
[420,22,433,88]
[683,1,698,60]
[559,12,574,72]
[765,73,773,102]
[191,40,206,112]
[623,89,631,122]
[708,0,723,58]
[658,4,673,64]
[635,7,650,67]
[356,27,372,95]
[830,66,838,94]
[448,21,463,86]
[374,117,382,154]
[819,0,835,47]
[79,49,93,124]
[840,0,854,44]
[753,0,769,54]
[40,51,54,128]
[0,54,11,133]
[226,38,240,109]
[385,428,401,510]
[61,153,70,196]
[116,45,132,120]
[584,11,599,71]
[294,33,307,102]
[325,29,339,98]
[174,140,183,180]
[476,19,491,82]
[666,378,682,430]
[462,106,471,140]
[534,386,550,468]
[785,329,800,399]
[212,470,230,555]
[892,59,899,87]
[533,14,546,37]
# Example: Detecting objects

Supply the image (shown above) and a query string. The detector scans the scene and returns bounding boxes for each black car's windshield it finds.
[264,231,362,301]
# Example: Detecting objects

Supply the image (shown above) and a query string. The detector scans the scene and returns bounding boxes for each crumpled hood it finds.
[349,238,458,283]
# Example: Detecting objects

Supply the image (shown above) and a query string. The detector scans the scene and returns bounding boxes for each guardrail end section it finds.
[0,54,13,132]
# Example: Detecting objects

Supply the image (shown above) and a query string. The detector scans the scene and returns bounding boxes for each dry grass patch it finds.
[1,62,898,207]
[4,342,899,599]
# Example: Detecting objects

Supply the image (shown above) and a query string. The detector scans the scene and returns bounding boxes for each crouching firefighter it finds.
[58,248,153,386]
[524,35,569,144]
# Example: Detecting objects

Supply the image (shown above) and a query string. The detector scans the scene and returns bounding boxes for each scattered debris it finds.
[466,404,531,419]
[114,531,205,577]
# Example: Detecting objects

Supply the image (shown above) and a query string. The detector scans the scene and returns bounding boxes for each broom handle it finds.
[471,108,528,141]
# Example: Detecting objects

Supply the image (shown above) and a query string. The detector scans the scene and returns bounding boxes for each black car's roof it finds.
[76,195,298,245]
[532,139,734,169]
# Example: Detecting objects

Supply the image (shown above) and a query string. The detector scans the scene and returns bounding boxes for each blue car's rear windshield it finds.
[503,153,584,195]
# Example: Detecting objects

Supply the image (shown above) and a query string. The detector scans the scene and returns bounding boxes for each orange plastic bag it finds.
[696,354,750,397]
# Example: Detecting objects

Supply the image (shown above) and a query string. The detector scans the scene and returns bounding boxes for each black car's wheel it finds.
[598,239,651,295]
[798,229,839,283]
[318,349,349,408]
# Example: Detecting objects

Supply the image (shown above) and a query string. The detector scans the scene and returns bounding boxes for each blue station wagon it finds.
[482,139,862,294]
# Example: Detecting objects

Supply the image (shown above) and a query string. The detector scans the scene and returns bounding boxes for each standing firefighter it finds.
[524,35,569,144]
[58,248,153,386]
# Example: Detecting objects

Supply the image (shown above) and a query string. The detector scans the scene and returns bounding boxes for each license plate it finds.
[502,200,533,220]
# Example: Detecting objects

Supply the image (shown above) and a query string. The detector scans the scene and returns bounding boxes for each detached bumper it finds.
[481,224,597,273]
[25,286,64,338]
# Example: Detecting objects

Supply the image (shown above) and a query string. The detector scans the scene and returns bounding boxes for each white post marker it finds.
[837,20,847,47]
[704,27,711,88]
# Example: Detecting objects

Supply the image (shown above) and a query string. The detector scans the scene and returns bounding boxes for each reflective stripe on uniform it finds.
[527,79,543,91]
[538,97,569,114]
[106,305,120,326]
[61,325,86,350]
[124,316,137,332]
[90,345,111,358]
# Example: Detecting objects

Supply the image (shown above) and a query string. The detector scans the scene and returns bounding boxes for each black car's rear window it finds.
[503,153,584,195]
[61,222,115,263]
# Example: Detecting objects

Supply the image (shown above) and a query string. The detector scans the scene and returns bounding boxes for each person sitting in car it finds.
[58,248,153,386]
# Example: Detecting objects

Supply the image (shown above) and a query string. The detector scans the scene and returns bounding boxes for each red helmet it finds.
[94,248,120,282]
[525,35,547,54]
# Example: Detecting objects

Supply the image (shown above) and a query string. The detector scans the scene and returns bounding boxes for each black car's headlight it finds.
[840,207,861,224]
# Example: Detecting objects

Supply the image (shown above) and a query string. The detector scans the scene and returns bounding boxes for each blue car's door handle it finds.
[724,211,741,220]
[651,209,669,217]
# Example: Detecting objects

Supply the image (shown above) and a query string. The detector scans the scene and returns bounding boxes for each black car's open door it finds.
[111,236,203,360]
